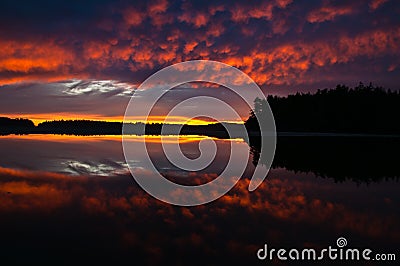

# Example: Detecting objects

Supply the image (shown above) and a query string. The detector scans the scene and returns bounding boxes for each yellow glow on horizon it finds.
[0,113,245,125]
[0,134,244,144]
[124,115,214,125]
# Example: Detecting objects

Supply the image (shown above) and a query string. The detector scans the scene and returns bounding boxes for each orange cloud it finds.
[222,27,400,85]
[183,41,198,54]
[0,40,77,73]
[369,0,389,11]
[0,1,398,88]
[230,2,274,22]
[230,0,292,22]
[123,8,146,26]
[148,0,169,15]
[178,5,209,28]
[307,5,355,23]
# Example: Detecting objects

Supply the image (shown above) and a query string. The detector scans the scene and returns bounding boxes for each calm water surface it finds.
[0,135,398,265]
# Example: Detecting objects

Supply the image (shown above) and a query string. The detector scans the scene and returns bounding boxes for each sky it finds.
[0,0,399,123]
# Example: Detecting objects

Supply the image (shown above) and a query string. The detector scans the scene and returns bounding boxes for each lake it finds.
[0,134,398,265]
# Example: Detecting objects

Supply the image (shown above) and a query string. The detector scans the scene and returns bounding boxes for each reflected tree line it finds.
[248,135,400,183]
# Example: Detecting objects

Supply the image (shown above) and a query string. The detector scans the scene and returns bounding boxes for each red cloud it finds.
[0,40,77,73]
[0,26,398,87]
[178,3,209,28]
[307,5,355,23]
[369,0,389,11]
[222,27,400,85]
[229,0,292,23]
[0,1,398,88]
[123,8,146,26]
[148,0,169,15]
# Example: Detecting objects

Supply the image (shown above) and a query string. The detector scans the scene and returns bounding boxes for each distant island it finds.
[1,83,399,136]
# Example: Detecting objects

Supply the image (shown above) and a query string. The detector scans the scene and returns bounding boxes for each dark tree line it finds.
[0,118,235,137]
[0,117,35,134]
[36,120,123,135]
[246,83,400,134]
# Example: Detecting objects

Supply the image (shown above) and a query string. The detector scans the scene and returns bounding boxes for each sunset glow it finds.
[0,113,243,126]
[1,1,399,265]
[0,0,398,122]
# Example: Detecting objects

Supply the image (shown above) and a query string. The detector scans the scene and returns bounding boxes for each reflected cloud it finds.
[0,164,398,260]
[0,132,398,264]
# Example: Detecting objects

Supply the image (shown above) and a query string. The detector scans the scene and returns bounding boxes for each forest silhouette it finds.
[245,82,400,134]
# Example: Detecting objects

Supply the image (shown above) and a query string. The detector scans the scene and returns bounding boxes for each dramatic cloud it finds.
[307,4,355,23]
[0,0,399,119]
[369,0,389,11]
[0,0,398,89]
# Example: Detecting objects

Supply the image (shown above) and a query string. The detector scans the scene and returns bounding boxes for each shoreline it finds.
[1,131,400,138]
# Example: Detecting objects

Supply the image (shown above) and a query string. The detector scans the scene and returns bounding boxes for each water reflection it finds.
[0,135,398,265]
[249,135,400,182]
